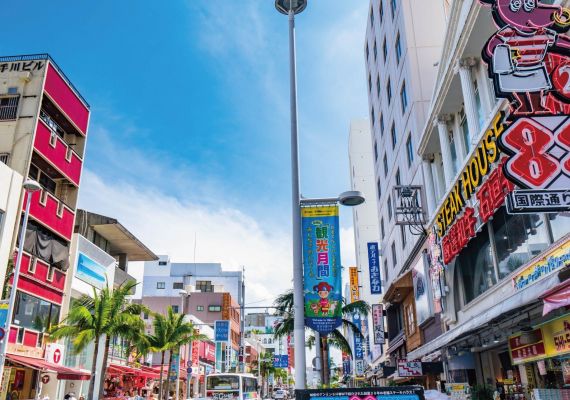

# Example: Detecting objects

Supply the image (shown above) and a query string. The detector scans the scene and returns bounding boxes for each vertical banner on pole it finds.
[301,205,342,335]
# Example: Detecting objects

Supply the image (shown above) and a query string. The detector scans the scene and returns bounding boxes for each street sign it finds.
[187,361,192,368]
[214,320,230,342]
[187,368,192,374]
[273,355,288,368]
[397,359,423,377]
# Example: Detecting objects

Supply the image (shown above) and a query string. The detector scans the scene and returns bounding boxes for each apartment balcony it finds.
[12,252,66,304]
[34,119,82,186]
[24,190,75,241]
[43,63,90,136]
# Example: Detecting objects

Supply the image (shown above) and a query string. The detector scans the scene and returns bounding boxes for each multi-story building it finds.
[363,0,447,385]
[406,0,570,394]
[59,209,157,399]
[348,119,385,378]
[0,54,90,399]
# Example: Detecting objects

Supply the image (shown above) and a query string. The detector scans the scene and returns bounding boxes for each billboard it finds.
[76,252,107,290]
[367,242,382,294]
[296,386,424,400]
[214,320,230,342]
[302,205,342,335]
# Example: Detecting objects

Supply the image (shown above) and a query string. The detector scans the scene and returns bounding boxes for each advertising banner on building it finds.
[479,0,570,214]
[76,252,107,290]
[302,205,342,335]
[296,386,425,400]
[349,266,360,303]
[512,236,570,291]
[214,320,230,342]
[372,304,385,345]
[412,257,431,326]
[352,313,364,363]
[367,242,382,294]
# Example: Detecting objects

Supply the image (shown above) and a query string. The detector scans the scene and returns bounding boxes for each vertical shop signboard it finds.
[412,257,431,326]
[479,0,570,214]
[372,304,385,345]
[352,312,364,369]
[0,367,11,400]
[367,242,382,294]
[169,351,180,382]
[302,205,342,335]
[349,266,360,303]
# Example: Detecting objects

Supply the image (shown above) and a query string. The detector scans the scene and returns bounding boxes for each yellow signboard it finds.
[513,236,570,291]
[542,313,570,359]
[349,266,360,303]
[301,206,338,218]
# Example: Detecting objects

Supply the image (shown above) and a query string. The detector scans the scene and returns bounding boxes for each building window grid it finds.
[373,41,378,61]
[381,218,385,239]
[370,6,374,26]
[395,168,401,186]
[374,141,379,161]
[400,225,406,248]
[368,74,372,93]
[156,282,165,289]
[380,114,385,136]
[382,38,388,62]
[391,123,397,149]
[391,241,397,268]
[371,106,376,126]
[387,195,393,221]
[406,135,413,167]
[391,0,397,18]
[376,75,381,96]
[386,79,392,104]
[366,43,370,60]
[395,33,402,64]
[377,178,382,199]
[400,82,408,114]
[383,154,388,177]
[379,0,384,21]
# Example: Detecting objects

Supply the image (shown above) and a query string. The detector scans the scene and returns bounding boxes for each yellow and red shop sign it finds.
[509,313,570,365]
[513,237,570,291]
[349,266,360,303]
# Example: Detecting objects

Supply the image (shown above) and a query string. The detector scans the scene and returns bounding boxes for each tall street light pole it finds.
[275,0,308,391]
[0,179,42,383]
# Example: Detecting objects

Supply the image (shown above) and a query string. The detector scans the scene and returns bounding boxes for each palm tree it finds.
[50,280,147,400]
[148,306,207,400]
[273,289,370,386]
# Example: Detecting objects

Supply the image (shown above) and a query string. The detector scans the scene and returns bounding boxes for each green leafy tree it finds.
[274,289,370,385]
[50,281,147,400]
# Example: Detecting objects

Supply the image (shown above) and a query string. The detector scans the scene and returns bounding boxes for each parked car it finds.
[273,389,288,400]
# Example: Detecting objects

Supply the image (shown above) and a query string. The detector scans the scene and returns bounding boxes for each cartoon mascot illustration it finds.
[480,0,570,115]
[310,282,337,316]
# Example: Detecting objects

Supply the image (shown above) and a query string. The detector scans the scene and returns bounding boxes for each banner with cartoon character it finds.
[301,205,343,335]
[480,0,570,213]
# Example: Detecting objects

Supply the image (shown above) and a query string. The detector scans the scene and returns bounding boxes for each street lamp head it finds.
[22,179,41,193]
[275,0,307,15]
[338,191,365,207]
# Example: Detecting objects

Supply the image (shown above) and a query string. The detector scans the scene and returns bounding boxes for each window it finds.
[400,225,406,248]
[7,87,17,95]
[196,280,213,292]
[368,74,372,92]
[391,0,397,18]
[395,33,402,64]
[395,169,401,185]
[156,282,165,289]
[460,109,470,152]
[383,259,389,282]
[143,312,149,320]
[196,305,204,311]
[371,107,375,125]
[0,95,19,121]
[382,38,388,62]
[387,195,393,221]
[383,154,388,177]
[208,305,222,312]
[449,130,458,175]
[158,261,167,266]
[406,135,413,167]
[376,75,381,96]
[370,6,374,26]
[473,78,484,130]
[374,141,379,161]
[381,218,385,239]
[386,79,392,104]
[391,123,397,148]
[373,41,378,61]
[377,179,382,199]
[400,82,408,114]
[379,0,384,21]
[391,241,397,268]
[172,305,179,314]
[379,114,385,136]
[173,282,184,290]
[13,292,60,333]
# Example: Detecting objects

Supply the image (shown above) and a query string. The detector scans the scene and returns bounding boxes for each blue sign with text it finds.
[367,242,382,294]
[273,355,288,368]
[214,320,230,342]
[352,313,364,360]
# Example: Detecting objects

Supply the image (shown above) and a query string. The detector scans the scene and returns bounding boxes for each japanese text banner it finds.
[302,205,342,335]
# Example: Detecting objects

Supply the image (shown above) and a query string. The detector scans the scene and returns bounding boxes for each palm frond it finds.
[328,329,353,357]
[342,300,370,317]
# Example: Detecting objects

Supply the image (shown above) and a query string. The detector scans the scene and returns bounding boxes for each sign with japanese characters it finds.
[214,320,230,343]
[507,189,570,213]
[349,266,360,303]
[512,236,570,290]
[0,60,45,74]
[295,386,424,400]
[372,304,385,345]
[367,242,382,294]
[352,312,364,362]
[479,0,570,213]
[397,359,423,377]
[301,205,342,335]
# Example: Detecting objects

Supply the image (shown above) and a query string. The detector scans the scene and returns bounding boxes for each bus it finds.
[206,373,259,400]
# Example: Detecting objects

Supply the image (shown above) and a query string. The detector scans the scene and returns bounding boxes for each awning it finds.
[540,278,570,316]
[386,331,406,355]
[385,271,413,303]
[408,271,562,360]
[6,354,90,381]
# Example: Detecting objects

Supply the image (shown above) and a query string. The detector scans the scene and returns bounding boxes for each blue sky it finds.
[3,1,369,303]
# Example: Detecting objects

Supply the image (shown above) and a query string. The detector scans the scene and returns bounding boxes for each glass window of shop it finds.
[491,207,550,279]
[546,212,570,242]
[455,223,496,304]
[13,291,60,333]
[64,336,94,371]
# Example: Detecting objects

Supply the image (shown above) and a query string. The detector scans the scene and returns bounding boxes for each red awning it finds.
[540,278,570,315]
[108,364,161,379]
[6,353,90,381]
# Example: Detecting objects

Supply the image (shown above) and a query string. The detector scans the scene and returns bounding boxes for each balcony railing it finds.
[24,190,75,241]
[34,119,82,186]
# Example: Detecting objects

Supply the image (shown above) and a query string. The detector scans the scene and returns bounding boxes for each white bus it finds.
[206,373,259,400]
